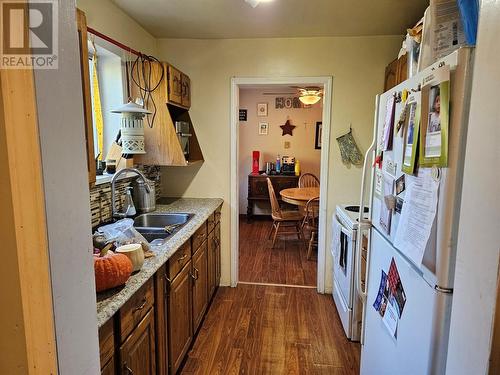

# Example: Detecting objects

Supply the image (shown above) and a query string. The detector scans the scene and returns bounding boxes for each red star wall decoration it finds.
[280,119,296,136]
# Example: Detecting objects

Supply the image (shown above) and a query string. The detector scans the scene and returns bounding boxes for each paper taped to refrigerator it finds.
[394,169,439,266]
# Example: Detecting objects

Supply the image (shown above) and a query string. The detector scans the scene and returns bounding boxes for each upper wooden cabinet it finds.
[167,65,191,109]
[384,54,408,92]
[131,62,203,166]
[167,65,183,106]
[180,73,191,108]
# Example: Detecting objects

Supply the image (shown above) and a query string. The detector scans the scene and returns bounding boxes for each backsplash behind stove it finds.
[89,165,162,228]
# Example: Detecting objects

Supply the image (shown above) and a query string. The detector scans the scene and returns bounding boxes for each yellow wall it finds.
[76,0,158,55]
[157,36,400,289]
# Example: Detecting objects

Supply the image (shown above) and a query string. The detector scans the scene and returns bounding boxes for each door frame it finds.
[0,65,58,372]
[230,76,334,293]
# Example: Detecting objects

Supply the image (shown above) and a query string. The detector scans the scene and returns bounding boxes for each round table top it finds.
[280,187,320,206]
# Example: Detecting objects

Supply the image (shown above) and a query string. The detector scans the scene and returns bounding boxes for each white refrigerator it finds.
[356,47,474,375]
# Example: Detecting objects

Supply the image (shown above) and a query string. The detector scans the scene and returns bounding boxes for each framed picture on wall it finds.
[259,122,269,135]
[257,103,268,117]
[315,122,322,149]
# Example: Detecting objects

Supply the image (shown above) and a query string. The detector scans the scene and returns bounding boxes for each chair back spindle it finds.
[299,173,320,188]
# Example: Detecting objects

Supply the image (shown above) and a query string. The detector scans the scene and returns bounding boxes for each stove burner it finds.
[345,205,369,213]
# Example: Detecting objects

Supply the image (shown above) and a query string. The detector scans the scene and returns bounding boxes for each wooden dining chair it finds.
[298,173,320,188]
[266,178,304,248]
[303,197,320,260]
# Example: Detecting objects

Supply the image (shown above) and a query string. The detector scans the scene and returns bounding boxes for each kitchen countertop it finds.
[96,197,223,328]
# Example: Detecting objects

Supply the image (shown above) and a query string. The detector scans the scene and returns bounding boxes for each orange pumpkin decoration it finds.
[94,251,133,292]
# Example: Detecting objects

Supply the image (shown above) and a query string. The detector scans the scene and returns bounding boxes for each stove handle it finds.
[355,95,378,303]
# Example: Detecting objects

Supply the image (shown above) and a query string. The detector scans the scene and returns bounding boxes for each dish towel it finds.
[332,214,342,260]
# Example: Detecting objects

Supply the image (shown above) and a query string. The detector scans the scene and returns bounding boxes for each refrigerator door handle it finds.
[355,95,379,303]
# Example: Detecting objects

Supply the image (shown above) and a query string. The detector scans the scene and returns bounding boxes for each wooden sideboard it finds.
[247,173,299,220]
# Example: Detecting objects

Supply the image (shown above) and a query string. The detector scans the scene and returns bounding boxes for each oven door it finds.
[333,215,356,309]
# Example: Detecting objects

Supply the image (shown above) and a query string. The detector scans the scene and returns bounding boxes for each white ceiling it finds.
[112,0,429,39]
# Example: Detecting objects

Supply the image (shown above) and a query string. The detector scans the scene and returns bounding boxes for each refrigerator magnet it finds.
[419,66,450,167]
[395,175,405,195]
[402,92,421,175]
[395,196,404,213]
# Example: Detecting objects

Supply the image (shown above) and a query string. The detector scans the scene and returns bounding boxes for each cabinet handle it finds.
[177,253,188,262]
[124,362,134,374]
[133,297,147,313]
[191,267,199,280]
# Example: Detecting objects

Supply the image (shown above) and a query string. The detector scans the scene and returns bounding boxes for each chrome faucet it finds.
[111,167,150,219]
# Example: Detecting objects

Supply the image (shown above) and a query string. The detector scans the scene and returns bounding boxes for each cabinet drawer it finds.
[98,318,114,368]
[119,278,154,342]
[192,221,207,252]
[168,241,192,280]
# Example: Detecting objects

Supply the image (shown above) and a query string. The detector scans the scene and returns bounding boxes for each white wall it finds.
[238,88,322,215]
[157,36,401,289]
[33,1,100,374]
[77,0,158,56]
[446,2,500,374]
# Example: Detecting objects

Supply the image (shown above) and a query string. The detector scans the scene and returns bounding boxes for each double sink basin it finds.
[134,213,193,242]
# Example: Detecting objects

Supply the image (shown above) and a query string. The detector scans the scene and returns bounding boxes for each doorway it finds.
[230,77,333,292]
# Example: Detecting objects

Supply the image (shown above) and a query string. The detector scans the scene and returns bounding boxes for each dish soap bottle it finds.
[276,154,281,173]
[124,187,136,217]
[295,159,301,176]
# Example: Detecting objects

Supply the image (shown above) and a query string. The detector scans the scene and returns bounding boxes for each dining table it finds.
[280,187,320,206]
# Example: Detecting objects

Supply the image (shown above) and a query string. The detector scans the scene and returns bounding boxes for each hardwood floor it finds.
[181,284,360,374]
[239,217,317,286]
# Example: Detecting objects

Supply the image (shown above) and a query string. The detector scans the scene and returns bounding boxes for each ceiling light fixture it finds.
[298,88,323,105]
[244,0,273,8]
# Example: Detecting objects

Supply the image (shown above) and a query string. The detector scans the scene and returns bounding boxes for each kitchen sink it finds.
[134,213,193,242]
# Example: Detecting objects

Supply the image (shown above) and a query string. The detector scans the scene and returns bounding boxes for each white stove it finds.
[331,204,370,341]
[336,204,370,230]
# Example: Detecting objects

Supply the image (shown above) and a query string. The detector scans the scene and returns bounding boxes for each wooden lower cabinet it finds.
[99,210,223,375]
[167,261,193,374]
[192,241,209,332]
[120,308,156,375]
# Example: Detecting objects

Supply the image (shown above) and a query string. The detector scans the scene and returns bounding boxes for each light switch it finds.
[284,141,290,149]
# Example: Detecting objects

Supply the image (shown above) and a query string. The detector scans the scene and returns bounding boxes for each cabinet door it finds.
[207,231,216,300]
[192,241,208,333]
[215,223,221,286]
[396,53,408,84]
[101,357,115,375]
[167,65,183,105]
[167,262,192,374]
[120,308,156,375]
[384,58,399,92]
[181,73,191,108]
